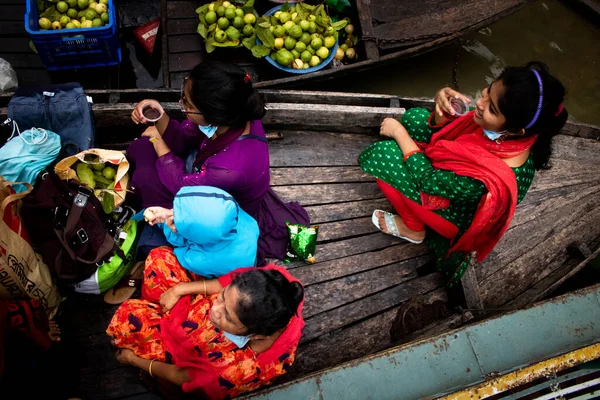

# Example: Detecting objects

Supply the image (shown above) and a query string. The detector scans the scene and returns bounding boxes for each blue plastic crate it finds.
[25,0,121,70]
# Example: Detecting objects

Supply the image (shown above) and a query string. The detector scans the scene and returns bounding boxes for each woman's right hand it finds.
[131,99,161,125]
[160,285,182,313]
[144,207,174,226]
[434,87,471,117]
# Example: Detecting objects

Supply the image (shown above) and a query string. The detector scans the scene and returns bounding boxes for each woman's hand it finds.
[160,285,182,313]
[144,207,174,227]
[141,126,161,139]
[115,348,136,366]
[380,118,407,139]
[131,100,161,125]
[434,87,471,117]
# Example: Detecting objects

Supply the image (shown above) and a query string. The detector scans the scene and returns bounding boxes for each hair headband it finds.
[526,69,543,130]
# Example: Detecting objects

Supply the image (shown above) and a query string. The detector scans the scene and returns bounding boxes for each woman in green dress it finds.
[359,62,568,286]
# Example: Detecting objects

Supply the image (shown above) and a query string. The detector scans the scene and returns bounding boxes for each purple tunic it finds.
[126,119,309,262]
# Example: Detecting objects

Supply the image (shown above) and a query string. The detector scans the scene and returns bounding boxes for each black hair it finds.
[496,61,568,170]
[187,61,266,128]
[231,269,304,337]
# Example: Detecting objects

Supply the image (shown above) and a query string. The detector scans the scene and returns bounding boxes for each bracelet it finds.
[149,136,161,143]
[148,359,157,378]
[203,280,207,296]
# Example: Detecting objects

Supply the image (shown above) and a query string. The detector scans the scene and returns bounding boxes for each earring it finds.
[495,135,506,144]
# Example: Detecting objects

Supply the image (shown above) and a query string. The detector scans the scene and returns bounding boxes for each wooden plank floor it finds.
[52,128,445,399]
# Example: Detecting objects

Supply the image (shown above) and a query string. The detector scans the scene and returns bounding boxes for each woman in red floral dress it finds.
[107,247,304,399]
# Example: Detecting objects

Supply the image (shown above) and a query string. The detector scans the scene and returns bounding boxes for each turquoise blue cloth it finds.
[162,186,259,278]
[0,127,61,192]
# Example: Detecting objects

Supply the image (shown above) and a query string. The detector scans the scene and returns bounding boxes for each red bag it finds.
[133,19,160,55]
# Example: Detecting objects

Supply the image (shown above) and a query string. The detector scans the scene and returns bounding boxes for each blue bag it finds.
[7,82,94,156]
[0,120,61,193]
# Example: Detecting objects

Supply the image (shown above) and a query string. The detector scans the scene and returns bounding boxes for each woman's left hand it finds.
[380,118,407,139]
[115,348,136,366]
[141,126,161,139]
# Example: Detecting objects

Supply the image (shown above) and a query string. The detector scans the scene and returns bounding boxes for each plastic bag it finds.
[0,58,18,92]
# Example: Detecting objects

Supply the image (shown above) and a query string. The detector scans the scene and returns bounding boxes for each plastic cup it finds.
[449,97,470,116]
[140,101,164,124]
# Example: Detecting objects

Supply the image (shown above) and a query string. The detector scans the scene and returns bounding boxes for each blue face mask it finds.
[223,331,251,348]
[199,124,218,138]
[483,129,505,141]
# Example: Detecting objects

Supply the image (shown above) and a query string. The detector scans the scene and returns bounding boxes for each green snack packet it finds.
[284,222,319,264]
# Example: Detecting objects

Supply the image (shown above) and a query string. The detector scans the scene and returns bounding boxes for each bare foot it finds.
[376,211,426,242]
[48,320,61,342]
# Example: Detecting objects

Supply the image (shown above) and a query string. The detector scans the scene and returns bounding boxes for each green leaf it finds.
[298,3,315,12]
[40,6,61,22]
[258,21,271,28]
[332,19,348,31]
[205,37,216,53]
[270,15,279,26]
[255,26,275,49]
[195,4,208,14]
[242,34,257,50]
[241,0,255,13]
[251,44,271,58]
[208,24,217,33]
[280,3,290,12]
[213,39,241,47]
[197,22,208,38]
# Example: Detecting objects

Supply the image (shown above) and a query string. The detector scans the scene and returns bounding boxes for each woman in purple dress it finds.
[127,61,309,263]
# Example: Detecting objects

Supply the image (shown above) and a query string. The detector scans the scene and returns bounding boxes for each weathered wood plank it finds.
[0,53,45,69]
[166,1,198,19]
[269,166,372,186]
[476,185,600,282]
[504,245,600,310]
[0,38,32,53]
[355,0,380,60]
[2,5,24,21]
[373,0,524,49]
[550,134,600,163]
[292,242,429,286]
[169,52,204,72]
[78,367,149,400]
[288,287,447,378]
[478,201,600,307]
[316,216,378,242]
[264,103,404,133]
[305,198,394,224]
[261,90,400,107]
[0,20,25,35]
[168,34,204,53]
[273,182,381,206]
[167,18,198,35]
[303,257,429,318]
[161,0,171,88]
[269,131,378,167]
[302,266,441,342]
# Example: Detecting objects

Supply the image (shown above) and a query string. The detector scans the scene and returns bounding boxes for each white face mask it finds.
[199,124,218,138]
[223,331,251,348]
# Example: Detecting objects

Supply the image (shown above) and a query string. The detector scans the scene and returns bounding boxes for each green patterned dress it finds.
[358,108,535,286]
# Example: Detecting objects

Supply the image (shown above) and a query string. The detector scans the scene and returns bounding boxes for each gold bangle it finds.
[148,359,157,378]
[149,136,161,143]
[203,280,207,296]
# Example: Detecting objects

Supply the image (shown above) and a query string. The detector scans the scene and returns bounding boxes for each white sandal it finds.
[371,209,424,244]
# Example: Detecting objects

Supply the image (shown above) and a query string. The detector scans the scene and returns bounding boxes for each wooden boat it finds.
[0,0,531,88]
[0,90,599,398]
[162,0,532,89]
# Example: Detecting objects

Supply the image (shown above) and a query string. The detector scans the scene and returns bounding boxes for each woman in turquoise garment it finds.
[358,62,569,286]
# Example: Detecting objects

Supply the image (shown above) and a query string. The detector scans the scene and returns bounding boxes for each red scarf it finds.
[421,111,536,261]
[160,265,305,398]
